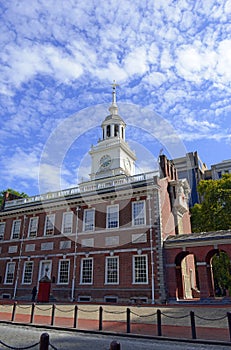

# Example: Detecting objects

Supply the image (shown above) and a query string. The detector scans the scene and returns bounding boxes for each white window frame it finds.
[0,222,5,240]
[28,217,38,237]
[11,219,21,239]
[22,261,34,284]
[44,214,55,236]
[62,212,73,235]
[38,260,52,281]
[4,262,16,284]
[83,209,95,232]
[105,256,119,285]
[132,255,148,284]
[80,258,93,285]
[107,204,119,229]
[132,200,146,226]
[58,259,70,284]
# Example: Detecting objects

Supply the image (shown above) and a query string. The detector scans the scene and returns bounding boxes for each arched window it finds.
[114,124,119,137]
[107,125,111,137]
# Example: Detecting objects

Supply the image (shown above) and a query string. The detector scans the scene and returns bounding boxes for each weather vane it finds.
[111,80,119,90]
[111,80,119,104]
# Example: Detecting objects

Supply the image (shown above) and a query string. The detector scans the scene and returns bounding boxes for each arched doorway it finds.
[175,252,198,299]
[210,250,231,297]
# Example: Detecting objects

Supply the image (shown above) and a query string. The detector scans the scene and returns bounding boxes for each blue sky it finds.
[0,0,231,197]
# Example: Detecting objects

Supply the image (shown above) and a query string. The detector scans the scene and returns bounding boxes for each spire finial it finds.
[111,80,119,104]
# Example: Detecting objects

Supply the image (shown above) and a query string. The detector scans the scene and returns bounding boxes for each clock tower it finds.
[89,83,136,180]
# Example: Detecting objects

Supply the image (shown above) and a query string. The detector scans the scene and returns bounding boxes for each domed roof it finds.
[101,82,126,126]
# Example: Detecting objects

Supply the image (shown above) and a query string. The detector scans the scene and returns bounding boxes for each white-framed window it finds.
[4,262,15,284]
[132,201,146,226]
[80,258,93,284]
[78,296,91,302]
[39,261,52,281]
[104,296,118,303]
[62,212,73,234]
[11,220,21,239]
[22,261,33,284]
[28,217,38,237]
[133,255,148,284]
[58,259,70,284]
[83,209,95,231]
[107,205,119,228]
[44,214,55,236]
[0,222,5,240]
[105,256,119,284]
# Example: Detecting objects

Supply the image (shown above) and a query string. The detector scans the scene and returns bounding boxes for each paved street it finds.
[0,323,230,350]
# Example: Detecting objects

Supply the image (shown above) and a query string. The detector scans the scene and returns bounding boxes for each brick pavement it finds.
[0,302,230,343]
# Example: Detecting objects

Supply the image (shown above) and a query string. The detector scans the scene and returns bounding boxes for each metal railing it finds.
[3,302,231,343]
[4,171,159,209]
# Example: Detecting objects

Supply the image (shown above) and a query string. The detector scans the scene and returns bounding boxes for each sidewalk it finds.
[0,303,230,343]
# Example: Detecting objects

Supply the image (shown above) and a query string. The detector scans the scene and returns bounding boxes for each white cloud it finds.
[0,0,231,194]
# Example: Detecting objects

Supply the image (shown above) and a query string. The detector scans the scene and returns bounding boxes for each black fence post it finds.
[99,306,103,331]
[30,302,35,324]
[157,309,162,336]
[190,311,197,339]
[110,340,121,350]
[51,304,55,326]
[11,302,17,322]
[126,307,131,333]
[227,312,231,342]
[73,305,78,328]
[40,333,49,350]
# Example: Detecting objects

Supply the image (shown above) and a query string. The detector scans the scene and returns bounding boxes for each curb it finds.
[1,320,231,347]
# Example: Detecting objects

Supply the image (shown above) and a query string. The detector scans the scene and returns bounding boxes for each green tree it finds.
[191,174,231,232]
[212,251,231,296]
[0,189,28,207]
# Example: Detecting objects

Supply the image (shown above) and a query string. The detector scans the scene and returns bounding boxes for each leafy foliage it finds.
[0,188,28,207]
[212,251,231,296]
[191,174,231,232]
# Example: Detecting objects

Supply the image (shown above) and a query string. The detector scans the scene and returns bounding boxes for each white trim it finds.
[196,262,207,266]
[11,219,21,239]
[28,217,38,237]
[78,295,92,302]
[61,212,73,235]
[4,262,16,284]
[0,222,6,240]
[83,208,95,232]
[22,261,34,284]
[104,296,118,303]
[105,256,119,285]
[132,200,146,226]
[132,254,148,284]
[57,259,70,284]
[106,204,119,229]
[80,257,93,285]
[44,214,55,236]
[38,260,52,281]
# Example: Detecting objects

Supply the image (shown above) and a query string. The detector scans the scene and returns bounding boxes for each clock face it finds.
[124,157,131,170]
[100,154,112,168]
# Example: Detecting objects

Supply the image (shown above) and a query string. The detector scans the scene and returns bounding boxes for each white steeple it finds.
[101,81,126,141]
[89,82,136,180]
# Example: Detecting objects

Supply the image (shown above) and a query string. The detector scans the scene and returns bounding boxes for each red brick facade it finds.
[0,162,192,304]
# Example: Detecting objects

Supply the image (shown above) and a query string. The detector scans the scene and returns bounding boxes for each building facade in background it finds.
[172,152,208,207]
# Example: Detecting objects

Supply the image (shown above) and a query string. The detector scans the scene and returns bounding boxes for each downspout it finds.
[13,214,27,299]
[147,195,155,304]
[71,206,79,301]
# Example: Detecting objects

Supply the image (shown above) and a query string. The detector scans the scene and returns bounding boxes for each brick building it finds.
[0,87,193,304]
